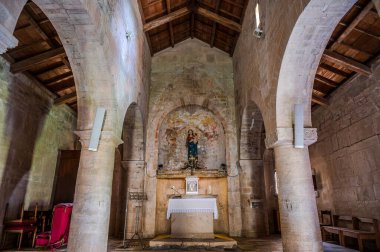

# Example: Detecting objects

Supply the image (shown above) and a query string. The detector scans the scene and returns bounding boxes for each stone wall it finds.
[144,39,241,237]
[233,0,310,134]
[310,58,380,223]
[0,58,77,221]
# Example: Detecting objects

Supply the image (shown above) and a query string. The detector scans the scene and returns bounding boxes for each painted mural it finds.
[158,105,225,171]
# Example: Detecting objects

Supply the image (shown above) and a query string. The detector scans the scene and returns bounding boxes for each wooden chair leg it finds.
[1,232,7,249]
[339,231,345,247]
[32,228,37,247]
[358,237,364,252]
[321,229,326,241]
[18,232,23,250]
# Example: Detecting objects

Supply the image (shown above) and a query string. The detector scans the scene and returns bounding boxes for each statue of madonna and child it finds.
[186,129,199,169]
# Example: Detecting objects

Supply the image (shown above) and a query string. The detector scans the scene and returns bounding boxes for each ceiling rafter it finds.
[323,50,372,77]
[312,0,379,108]
[139,0,248,55]
[2,1,78,110]
[11,47,66,73]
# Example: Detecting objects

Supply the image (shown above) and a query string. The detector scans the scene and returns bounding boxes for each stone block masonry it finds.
[310,57,380,225]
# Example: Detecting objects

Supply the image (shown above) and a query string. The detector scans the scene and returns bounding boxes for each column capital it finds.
[0,24,18,54]
[74,130,123,149]
[265,127,318,149]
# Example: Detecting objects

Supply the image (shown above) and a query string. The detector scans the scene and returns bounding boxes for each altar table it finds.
[167,197,218,239]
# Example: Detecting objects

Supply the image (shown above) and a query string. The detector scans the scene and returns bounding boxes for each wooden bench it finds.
[322,215,380,252]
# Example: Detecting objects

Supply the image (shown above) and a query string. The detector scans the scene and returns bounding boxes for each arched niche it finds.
[158,105,226,171]
[122,103,145,161]
[239,101,265,160]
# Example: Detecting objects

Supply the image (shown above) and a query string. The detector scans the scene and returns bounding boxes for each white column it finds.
[266,128,322,252]
[67,130,122,252]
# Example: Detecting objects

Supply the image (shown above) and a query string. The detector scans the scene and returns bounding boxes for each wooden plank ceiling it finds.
[1,1,77,111]
[312,0,380,107]
[138,0,248,56]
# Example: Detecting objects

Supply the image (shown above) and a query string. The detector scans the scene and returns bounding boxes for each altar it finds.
[167,195,218,239]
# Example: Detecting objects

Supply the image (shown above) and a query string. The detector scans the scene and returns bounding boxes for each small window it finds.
[274,170,279,196]
[255,3,261,29]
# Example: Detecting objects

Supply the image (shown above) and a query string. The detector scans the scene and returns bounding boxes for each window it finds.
[274,170,279,196]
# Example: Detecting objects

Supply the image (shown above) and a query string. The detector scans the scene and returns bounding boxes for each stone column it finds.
[67,130,122,252]
[266,128,322,252]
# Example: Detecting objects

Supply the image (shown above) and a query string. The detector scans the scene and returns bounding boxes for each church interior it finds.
[0,0,379,251]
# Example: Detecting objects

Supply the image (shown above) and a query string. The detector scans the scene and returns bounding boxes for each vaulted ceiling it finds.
[138,0,249,56]
[312,0,380,107]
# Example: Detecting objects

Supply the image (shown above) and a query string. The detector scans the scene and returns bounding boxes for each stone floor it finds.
[108,235,359,252]
[0,235,360,252]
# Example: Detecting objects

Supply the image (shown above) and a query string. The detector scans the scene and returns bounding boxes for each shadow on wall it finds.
[0,69,51,222]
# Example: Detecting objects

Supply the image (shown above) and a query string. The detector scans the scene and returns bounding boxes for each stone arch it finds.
[238,100,267,238]
[276,0,356,130]
[0,0,124,130]
[110,102,145,239]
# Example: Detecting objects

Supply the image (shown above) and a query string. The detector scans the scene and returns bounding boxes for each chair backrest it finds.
[3,203,37,223]
[49,203,73,245]
[333,215,354,228]
[320,210,332,225]
[355,217,379,233]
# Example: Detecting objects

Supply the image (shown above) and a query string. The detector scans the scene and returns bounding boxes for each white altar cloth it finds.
[167,197,218,220]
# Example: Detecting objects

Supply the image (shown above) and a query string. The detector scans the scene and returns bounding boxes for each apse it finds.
[158,105,226,171]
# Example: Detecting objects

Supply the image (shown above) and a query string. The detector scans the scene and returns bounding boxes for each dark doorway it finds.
[52,150,80,205]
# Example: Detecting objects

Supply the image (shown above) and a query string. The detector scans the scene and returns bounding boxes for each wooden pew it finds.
[322,215,380,252]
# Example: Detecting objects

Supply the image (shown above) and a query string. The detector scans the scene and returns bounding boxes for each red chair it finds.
[35,203,73,249]
[2,203,38,250]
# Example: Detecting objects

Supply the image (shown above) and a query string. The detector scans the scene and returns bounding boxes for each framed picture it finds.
[185,176,199,195]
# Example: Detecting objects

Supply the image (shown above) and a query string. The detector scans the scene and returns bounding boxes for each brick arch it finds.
[276,0,356,130]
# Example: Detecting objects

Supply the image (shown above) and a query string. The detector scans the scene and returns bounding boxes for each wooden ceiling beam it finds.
[210,0,221,48]
[312,94,329,107]
[223,0,244,9]
[49,78,75,92]
[54,92,77,105]
[332,1,374,50]
[61,57,72,70]
[319,63,350,78]
[11,47,66,73]
[195,7,241,32]
[166,0,175,47]
[44,72,73,86]
[323,50,372,77]
[143,6,191,32]
[315,75,338,88]
[23,9,55,48]
[137,0,154,55]
[190,0,195,39]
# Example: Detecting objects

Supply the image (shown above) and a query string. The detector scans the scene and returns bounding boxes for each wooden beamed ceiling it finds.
[1,1,77,111]
[138,0,248,56]
[312,0,380,107]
